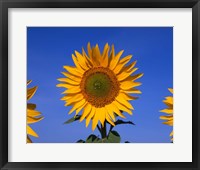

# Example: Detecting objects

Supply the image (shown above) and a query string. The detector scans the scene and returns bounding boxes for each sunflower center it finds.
[93,80,102,89]
[80,67,120,108]
[85,73,112,98]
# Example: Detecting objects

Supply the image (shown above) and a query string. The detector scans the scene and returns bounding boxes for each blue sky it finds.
[27,27,173,143]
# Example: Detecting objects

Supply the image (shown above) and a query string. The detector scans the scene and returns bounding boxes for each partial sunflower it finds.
[160,88,173,141]
[27,80,43,143]
[57,43,143,130]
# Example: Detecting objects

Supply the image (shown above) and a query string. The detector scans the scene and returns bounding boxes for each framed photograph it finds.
[0,0,199,169]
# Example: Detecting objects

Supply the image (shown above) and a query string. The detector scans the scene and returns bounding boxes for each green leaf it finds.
[94,138,108,143]
[64,115,81,124]
[86,134,99,143]
[109,119,135,131]
[107,131,121,143]
[85,134,110,143]
[115,119,135,126]
[76,139,85,143]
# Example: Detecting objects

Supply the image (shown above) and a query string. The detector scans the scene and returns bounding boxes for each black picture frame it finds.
[0,0,199,169]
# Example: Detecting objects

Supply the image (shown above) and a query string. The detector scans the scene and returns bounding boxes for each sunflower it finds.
[27,80,43,143]
[57,43,143,130]
[160,88,173,141]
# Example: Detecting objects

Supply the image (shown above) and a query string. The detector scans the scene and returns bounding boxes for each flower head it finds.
[160,88,173,141]
[57,43,143,130]
[27,80,43,143]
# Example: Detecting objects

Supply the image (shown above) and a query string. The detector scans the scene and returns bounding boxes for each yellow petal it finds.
[113,100,132,115]
[120,81,142,90]
[27,86,38,100]
[124,88,142,94]
[162,120,173,126]
[115,93,134,110]
[119,92,138,101]
[109,50,124,70]
[61,94,76,101]
[68,99,86,114]
[163,97,173,105]
[92,108,106,128]
[64,66,83,76]
[65,93,83,106]
[168,88,173,94]
[113,55,132,74]
[102,43,109,58]
[82,48,93,68]
[98,107,106,126]
[27,109,41,117]
[75,51,89,70]
[86,106,96,127]
[56,83,75,89]
[119,55,132,63]
[87,42,92,59]
[72,54,85,72]
[63,86,81,94]
[58,77,80,85]
[117,68,138,81]
[105,105,116,121]
[27,116,44,124]
[118,61,137,75]
[91,44,101,66]
[27,125,38,137]
[160,109,173,114]
[124,73,143,82]
[61,72,82,81]
[101,43,110,67]
[106,103,125,118]
[106,114,115,126]
[160,115,173,120]
[108,45,115,65]
[92,111,99,131]
[102,56,109,67]
[75,102,87,116]
[27,80,32,85]
[80,104,92,121]
[125,61,137,72]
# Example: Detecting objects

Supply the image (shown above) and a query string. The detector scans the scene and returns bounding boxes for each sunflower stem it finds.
[97,125,101,135]
[101,122,107,139]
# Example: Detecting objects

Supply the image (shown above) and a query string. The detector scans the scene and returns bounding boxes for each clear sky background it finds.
[27,27,173,143]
